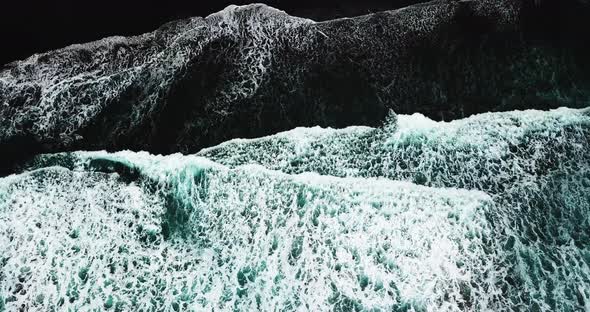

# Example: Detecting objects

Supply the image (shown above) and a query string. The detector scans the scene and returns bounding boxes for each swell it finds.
[1,0,590,175]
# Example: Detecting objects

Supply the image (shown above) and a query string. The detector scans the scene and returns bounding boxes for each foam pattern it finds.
[0,168,166,311]
[1,154,494,311]
[0,4,313,153]
[4,0,589,171]
[1,107,589,311]
[199,107,590,311]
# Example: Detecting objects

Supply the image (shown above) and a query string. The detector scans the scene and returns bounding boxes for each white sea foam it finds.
[1,153,494,311]
[1,107,589,311]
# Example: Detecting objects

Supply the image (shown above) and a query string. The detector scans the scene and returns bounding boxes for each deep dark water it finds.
[1,0,590,311]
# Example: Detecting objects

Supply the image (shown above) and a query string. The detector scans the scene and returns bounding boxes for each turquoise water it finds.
[1,107,589,311]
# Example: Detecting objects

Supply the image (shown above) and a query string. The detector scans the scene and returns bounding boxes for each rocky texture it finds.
[1,0,590,174]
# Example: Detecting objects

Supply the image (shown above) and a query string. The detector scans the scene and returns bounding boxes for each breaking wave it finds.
[1,107,589,311]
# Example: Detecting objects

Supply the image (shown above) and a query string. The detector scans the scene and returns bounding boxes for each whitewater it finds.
[1,107,588,311]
